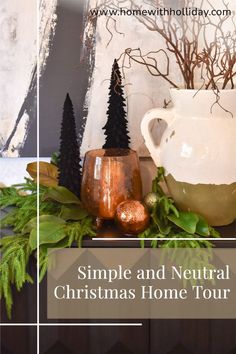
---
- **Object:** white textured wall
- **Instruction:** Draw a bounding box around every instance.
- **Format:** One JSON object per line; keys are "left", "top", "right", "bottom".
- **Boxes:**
{"left": 0, "top": 0, "right": 36, "bottom": 156}
{"left": 0, "top": 0, "right": 57, "bottom": 157}
{"left": 39, "top": 0, "right": 58, "bottom": 75}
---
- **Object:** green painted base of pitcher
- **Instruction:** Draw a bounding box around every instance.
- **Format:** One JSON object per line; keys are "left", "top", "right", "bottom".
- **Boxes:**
{"left": 166, "top": 174, "right": 236, "bottom": 226}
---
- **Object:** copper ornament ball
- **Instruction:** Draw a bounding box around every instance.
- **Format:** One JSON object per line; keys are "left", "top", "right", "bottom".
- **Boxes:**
{"left": 115, "top": 200, "right": 150, "bottom": 235}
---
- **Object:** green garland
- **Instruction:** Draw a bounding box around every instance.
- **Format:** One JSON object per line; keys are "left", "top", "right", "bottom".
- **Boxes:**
{"left": 0, "top": 166, "right": 219, "bottom": 318}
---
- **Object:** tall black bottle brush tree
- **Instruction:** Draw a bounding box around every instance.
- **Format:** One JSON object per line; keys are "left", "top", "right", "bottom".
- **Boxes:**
{"left": 58, "top": 93, "right": 81, "bottom": 197}
{"left": 103, "top": 59, "right": 131, "bottom": 149}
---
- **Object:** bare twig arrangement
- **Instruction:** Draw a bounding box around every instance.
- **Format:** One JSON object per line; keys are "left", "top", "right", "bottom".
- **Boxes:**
{"left": 87, "top": 0, "right": 236, "bottom": 90}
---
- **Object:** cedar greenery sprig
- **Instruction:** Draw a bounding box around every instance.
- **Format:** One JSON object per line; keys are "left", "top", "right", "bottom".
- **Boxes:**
{"left": 0, "top": 234, "right": 33, "bottom": 318}
{"left": 139, "top": 167, "right": 220, "bottom": 248}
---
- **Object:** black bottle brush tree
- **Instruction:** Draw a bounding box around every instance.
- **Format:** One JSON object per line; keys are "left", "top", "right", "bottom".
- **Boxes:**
{"left": 102, "top": 58, "right": 131, "bottom": 153}
{"left": 58, "top": 93, "right": 81, "bottom": 197}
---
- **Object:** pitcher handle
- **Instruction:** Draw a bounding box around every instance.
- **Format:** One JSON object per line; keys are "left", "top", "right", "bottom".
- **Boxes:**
{"left": 140, "top": 108, "right": 175, "bottom": 166}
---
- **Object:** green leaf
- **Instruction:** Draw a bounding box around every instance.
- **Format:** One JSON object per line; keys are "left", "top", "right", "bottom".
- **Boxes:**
{"left": 39, "top": 260, "right": 48, "bottom": 282}
{"left": 53, "top": 237, "right": 70, "bottom": 248}
{"left": 42, "top": 186, "right": 81, "bottom": 205}
{"left": 169, "top": 204, "right": 179, "bottom": 218}
{"left": 196, "top": 216, "right": 210, "bottom": 237}
{"left": 209, "top": 227, "right": 220, "bottom": 238}
{"left": 151, "top": 239, "right": 158, "bottom": 248}
{"left": 168, "top": 211, "right": 199, "bottom": 234}
{"left": 59, "top": 205, "right": 88, "bottom": 221}
{"left": 41, "top": 237, "right": 70, "bottom": 251}
{"left": 22, "top": 215, "right": 65, "bottom": 235}
{"left": 152, "top": 203, "right": 171, "bottom": 235}
{"left": 29, "top": 221, "right": 66, "bottom": 250}
{"left": 50, "top": 152, "right": 60, "bottom": 167}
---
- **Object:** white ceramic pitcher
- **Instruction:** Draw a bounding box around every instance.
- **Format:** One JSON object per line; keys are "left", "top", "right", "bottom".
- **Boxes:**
{"left": 141, "top": 88, "right": 236, "bottom": 226}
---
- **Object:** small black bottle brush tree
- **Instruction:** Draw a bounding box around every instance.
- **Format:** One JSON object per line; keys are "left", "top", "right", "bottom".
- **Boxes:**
{"left": 58, "top": 93, "right": 81, "bottom": 197}
{"left": 102, "top": 59, "right": 131, "bottom": 150}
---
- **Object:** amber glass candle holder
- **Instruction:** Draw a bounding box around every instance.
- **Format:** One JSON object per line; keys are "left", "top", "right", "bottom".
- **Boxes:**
{"left": 81, "top": 149, "right": 142, "bottom": 220}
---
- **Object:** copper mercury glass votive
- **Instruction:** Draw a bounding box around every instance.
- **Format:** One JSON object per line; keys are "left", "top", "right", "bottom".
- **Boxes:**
{"left": 81, "top": 149, "right": 143, "bottom": 219}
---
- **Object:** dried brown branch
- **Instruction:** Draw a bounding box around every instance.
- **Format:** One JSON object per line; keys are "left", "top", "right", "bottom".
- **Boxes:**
{"left": 86, "top": 0, "right": 236, "bottom": 90}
